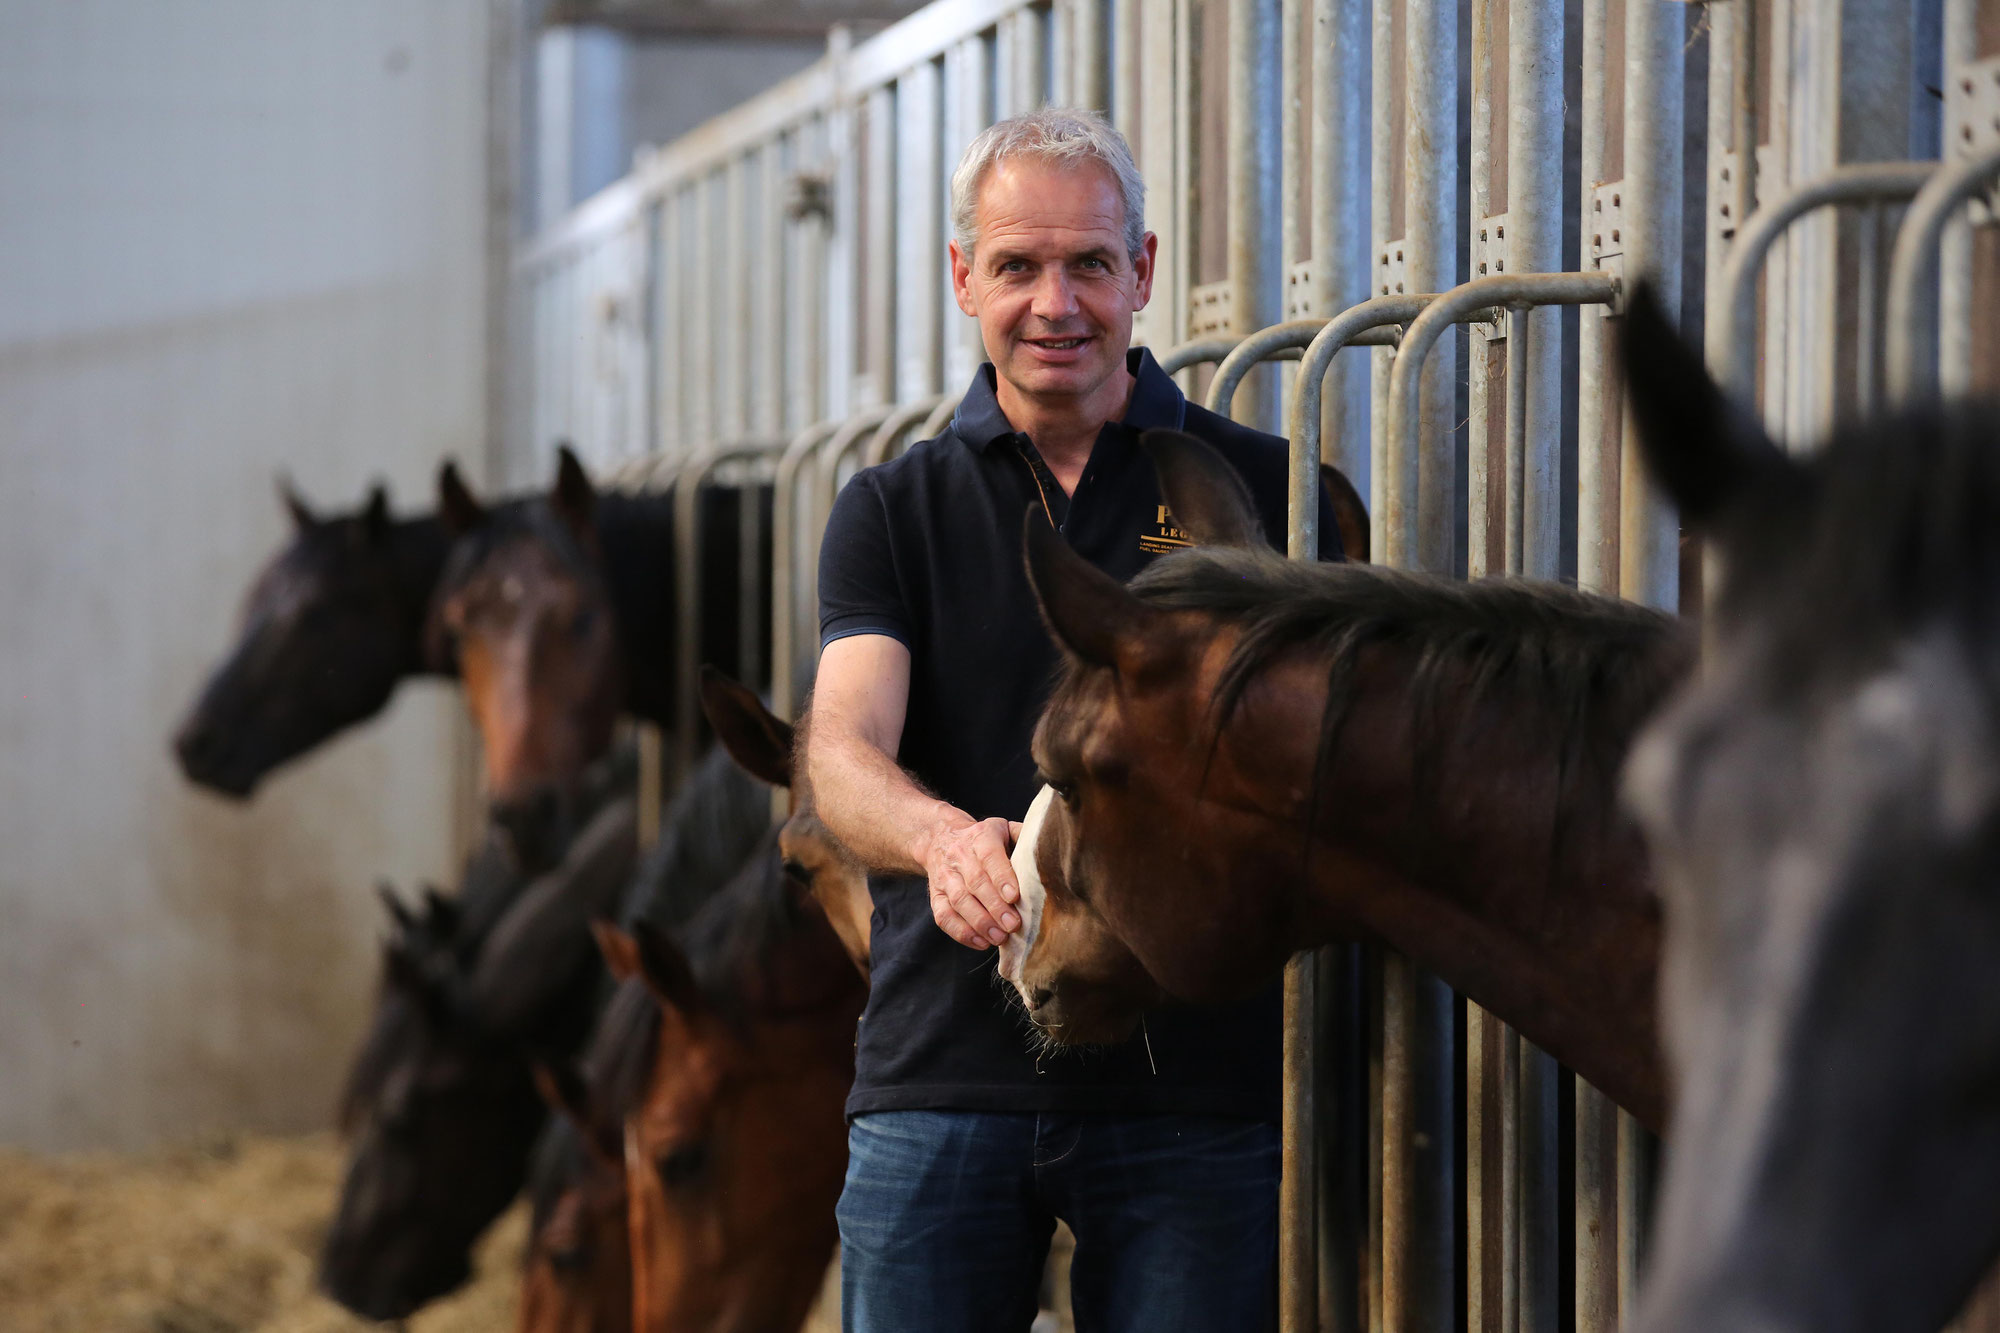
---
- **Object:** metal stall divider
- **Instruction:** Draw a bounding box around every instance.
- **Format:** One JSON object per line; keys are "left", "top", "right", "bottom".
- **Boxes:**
{"left": 515, "top": 2, "right": 1996, "bottom": 1329}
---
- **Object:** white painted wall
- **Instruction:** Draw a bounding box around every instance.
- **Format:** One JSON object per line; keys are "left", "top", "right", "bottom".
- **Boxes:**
{"left": 0, "top": 0, "right": 494, "bottom": 1150}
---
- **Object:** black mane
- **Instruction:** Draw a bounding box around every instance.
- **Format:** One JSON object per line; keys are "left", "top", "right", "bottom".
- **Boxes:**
{"left": 1120, "top": 546, "right": 1695, "bottom": 826}
{"left": 1714, "top": 402, "right": 2000, "bottom": 694}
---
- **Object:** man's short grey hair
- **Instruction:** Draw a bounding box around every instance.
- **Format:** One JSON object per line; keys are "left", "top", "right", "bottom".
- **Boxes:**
{"left": 950, "top": 109, "right": 1147, "bottom": 261}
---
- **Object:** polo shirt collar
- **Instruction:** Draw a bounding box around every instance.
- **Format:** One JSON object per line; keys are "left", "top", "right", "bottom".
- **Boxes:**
{"left": 953, "top": 347, "right": 1187, "bottom": 452}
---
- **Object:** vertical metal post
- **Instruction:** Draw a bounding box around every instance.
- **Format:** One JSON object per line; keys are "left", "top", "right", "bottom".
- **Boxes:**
{"left": 1787, "top": 0, "right": 1840, "bottom": 443}
{"left": 1762, "top": 0, "right": 1792, "bottom": 438}
{"left": 1074, "top": 0, "right": 1109, "bottom": 111}
{"left": 826, "top": 30, "right": 859, "bottom": 422}
{"left": 1940, "top": 0, "right": 1976, "bottom": 397}
{"left": 1313, "top": 0, "right": 1373, "bottom": 491}
{"left": 864, "top": 85, "right": 897, "bottom": 409}
{"left": 944, "top": 36, "right": 993, "bottom": 392}
{"left": 1230, "top": 0, "right": 1284, "bottom": 432}
{"left": 723, "top": 155, "right": 752, "bottom": 439}
{"left": 1618, "top": 0, "right": 1683, "bottom": 611}
{"left": 1466, "top": 0, "right": 1495, "bottom": 585}
{"left": 1401, "top": 0, "right": 1458, "bottom": 575}
{"left": 896, "top": 60, "right": 944, "bottom": 403}
{"left": 689, "top": 183, "right": 716, "bottom": 448}
{"left": 1137, "top": 5, "right": 1183, "bottom": 352}
{"left": 1509, "top": 0, "right": 1561, "bottom": 583}
{"left": 757, "top": 142, "right": 787, "bottom": 439}
{"left": 1112, "top": 0, "right": 1141, "bottom": 135}
{"left": 1575, "top": 0, "right": 1614, "bottom": 595}
{"left": 1282, "top": 0, "right": 1305, "bottom": 415}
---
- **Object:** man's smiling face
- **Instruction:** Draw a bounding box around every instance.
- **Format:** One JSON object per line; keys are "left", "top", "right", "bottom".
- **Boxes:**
{"left": 950, "top": 157, "right": 1156, "bottom": 412}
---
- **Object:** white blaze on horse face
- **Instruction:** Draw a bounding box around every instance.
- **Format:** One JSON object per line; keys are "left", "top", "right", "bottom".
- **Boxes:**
{"left": 997, "top": 785, "right": 1054, "bottom": 994}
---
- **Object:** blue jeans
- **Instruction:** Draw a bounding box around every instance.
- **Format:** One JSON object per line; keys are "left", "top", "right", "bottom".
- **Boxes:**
{"left": 837, "top": 1110, "right": 1279, "bottom": 1333}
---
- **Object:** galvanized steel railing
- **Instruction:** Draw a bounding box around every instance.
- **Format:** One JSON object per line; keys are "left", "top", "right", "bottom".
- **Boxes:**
{"left": 512, "top": 2, "right": 1997, "bottom": 1330}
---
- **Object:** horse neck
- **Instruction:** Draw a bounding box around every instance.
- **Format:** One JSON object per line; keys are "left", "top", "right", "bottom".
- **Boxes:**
{"left": 391, "top": 516, "right": 454, "bottom": 675}
{"left": 1247, "top": 603, "right": 1690, "bottom": 1127}
{"left": 592, "top": 493, "right": 679, "bottom": 725}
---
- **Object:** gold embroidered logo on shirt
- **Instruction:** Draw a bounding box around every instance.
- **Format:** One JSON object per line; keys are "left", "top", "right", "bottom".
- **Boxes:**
{"left": 1139, "top": 504, "right": 1194, "bottom": 555}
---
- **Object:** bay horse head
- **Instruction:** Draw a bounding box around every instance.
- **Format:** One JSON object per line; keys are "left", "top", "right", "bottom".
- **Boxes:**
{"left": 518, "top": 1066, "right": 634, "bottom": 1333}
{"left": 172, "top": 480, "right": 448, "bottom": 796}
{"left": 1619, "top": 282, "right": 2000, "bottom": 1333}
{"left": 999, "top": 431, "right": 1321, "bottom": 1040}
{"left": 320, "top": 882, "right": 551, "bottom": 1319}
{"left": 699, "top": 665, "right": 873, "bottom": 977}
{"left": 321, "top": 795, "right": 634, "bottom": 1321}
{"left": 431, "top": 448, "right": 624, "bottom": 856}
{"left": 593, "top": 868, "right": 862, "bottom": 1333}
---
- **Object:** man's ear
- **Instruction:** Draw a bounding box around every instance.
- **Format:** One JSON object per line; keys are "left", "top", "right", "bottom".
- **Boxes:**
{"left": 1023, "top": 511, "right": 1158, "bottom": 670}
{"left": 1621, "top": 280, "right": 1800, "bottom": 528}
{"left": 1140, "top": 430, "right": 1264, "bottom": 548}
{"left": 699, "top": 665, "right": 794, "bottom": 788}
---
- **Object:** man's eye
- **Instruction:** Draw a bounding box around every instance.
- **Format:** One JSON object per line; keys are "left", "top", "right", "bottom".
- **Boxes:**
{"left": 1078, "top": 258, "right": 1105, "bottom": 271}
{"left": 1000, "top": 260, "right": 1028, "bottom": 274}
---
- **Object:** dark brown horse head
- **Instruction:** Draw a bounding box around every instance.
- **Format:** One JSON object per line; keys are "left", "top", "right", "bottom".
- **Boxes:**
{"left": 699, "top": 665, "right": 873, "bottom": 977}
{"left": 322, "top": 796, "right": 632, "bottom": 1321}
{"left": 320, "top": 883, "right": 552, "bottom": 1320}
{"left": 173, "top": 480, "right": 448, "bottom": 796}
{"left": 1620, "top": 282, "right": 2000, "bottom": 1333}
{"left": 594, "top": 862, "right": 862, "bottom": 1333}
{"left": 1003, "top": 431, "right": 1322, "bottom": 1035}
{"left": 518, "top": 1066, "right": 633, "bottom": 1333}
{"left": 432, "top": 448, "right": 624, "bottom": 853}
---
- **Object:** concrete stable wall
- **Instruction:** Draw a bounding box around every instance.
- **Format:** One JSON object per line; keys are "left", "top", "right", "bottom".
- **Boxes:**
{"left": 0, "top": 1, "right": 493, "bottom": 1150}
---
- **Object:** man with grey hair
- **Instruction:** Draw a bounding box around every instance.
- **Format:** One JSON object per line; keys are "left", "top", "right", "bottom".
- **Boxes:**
{"left": 809, "top": 108, "right": 1340, "bottom": 1331}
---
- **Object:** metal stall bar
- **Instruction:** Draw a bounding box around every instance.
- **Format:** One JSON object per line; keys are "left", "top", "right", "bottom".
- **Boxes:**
{"left": 1204, "top": 321, "right": 1317, "bottom": 419}
{"left": 1886, "top": 143, "right": 2000, "bottom": 405}
{"left": 1312, "top": 0, "right": 1374, "bottom": 497}
{"left": 1713, "top": 163, "right": 1936, "bottom": 402}
{"left": 772, "top": 420, "right": 845, "bottom": 718}
{"left": 865, "top": 393, "right": 954, "bottom": 466}
{"left": 1576, "top": 0, "right": 1613, "bottom": 597}
{"left": 1618, "top": 0, "right": 1684, "bottom": 614}
{"left": 671, "top": 438, "right": 788, "bottom": 781}
{"left": 804, "top": 405, "right": 899, "bottom": 649}
{"left": 1941, "top": 0, "right": 1979, "bottom": 397}
{"left": 919, "top": 394, "right": 962, "bottom": 440}
{"left": 1159, "top": 337, "right": 1249, "bottom": 375}
{"left": 1230, "top": 0, "right": 1284, "bottom": 433}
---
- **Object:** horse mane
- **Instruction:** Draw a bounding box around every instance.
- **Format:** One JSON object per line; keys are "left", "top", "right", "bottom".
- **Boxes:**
{"left": 1718, "top": 402, "right": 2000, "bottom": 693}
{"left": 624, "top": 743, "right": 773, "bottom": 930}
{"left": 598, "top": 828, "right": 838, "bottom": 1118}
{"left": 1123, "top": 547, "right": 1696, "bottom": 832}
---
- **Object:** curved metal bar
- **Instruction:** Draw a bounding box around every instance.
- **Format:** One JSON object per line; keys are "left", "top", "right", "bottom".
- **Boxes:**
{"left": 1157, "top": 336, "right": 1244, "bottom": 376}
{"left": 771, "top": 420, "right": 843, "bottom": 719}
{"left": 788, "top": 403, "right": 897, "bottom": 701}
{"left": 671, "top": 438, "right": 787, "bottom": 780}
{"left": 864, "top": 393, "right": 951, "bottom": 467}
{"left": 1286, "top": 295, "right": 1443, "bottom": 547}
{"left": 920, "top": 393, "right": 961, "bottom": 441}
{"left": 1887, "top": 143, "right": 2000, "bottom": 404}
{"left": 1714, "top": 161, "right": 1935, "bottom": 402}
{"left": 1386, "top": 273, "right": 1617, "bottom": 571}
{"left": 1206, "top": 320, "right": 1328, "bottom": 419}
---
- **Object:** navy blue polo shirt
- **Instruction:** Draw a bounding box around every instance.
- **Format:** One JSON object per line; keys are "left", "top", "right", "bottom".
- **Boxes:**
{"left": 818, "top": 347, "right": 1342, "bottom": 1120}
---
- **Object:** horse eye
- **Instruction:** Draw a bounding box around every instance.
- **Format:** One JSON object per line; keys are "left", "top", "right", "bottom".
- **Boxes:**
{"left": 570, "top": 607, "right": 596, "bottom": 639}
{"left": 547, "top": 1240, "right": 591, "bottom": 1273}
{"left": 658, "top": 1141, "right": 710, "bottom": 1189}
{"left": 781, "top": 856, "right": 813, "bottom": 885}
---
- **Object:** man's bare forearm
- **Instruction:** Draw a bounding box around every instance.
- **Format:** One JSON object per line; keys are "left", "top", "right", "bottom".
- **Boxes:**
{"left": 806, "top": 717, "right": 963, "bottom": 875}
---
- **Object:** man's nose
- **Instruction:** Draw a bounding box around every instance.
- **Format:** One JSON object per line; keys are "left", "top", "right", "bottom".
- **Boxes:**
{"left": 1030, "top": 268, "right": 1079, "bottom": 323}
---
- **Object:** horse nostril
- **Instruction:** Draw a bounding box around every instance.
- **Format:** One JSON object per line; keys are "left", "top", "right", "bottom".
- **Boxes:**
{"left": 1027, "top": 986, "right": 1054, "bottom": 1010}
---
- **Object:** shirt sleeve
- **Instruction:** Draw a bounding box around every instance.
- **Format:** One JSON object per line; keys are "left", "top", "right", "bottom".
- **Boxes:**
{"left": 818, "top": 470, "right": 913, "bottom": 649}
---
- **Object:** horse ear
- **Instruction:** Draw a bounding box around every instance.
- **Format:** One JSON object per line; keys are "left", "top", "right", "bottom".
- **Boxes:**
{"left": 1139, "top": 430, "right": 1264, "bottom": 548}
{"left": 1621, "top": 280, "right": 1800, "bottom": 527}
{"left": 278, "top": 474, "right": 318, "bottom": 531}
{"left": 1023, "top": 510, "right": 1158, "bottom": 670}
{"left": 551, "top": 444, "right": 596, "bottom": 536}
{"left": 437, "top": 459, "right": 487, "bottom": 536}
{"left": 359, "top": 483, "right": 391, "bottom": 544}
{"left": 1318, "top": 463, "right": 1371, "bottom": 563}
{"left": 378, "top": 881, "right": 416, "bottom": 934}
{"left": 532, "top": 1062, "right": 621, "bottom": 1164}
{"left": 699, "top": 665, "right": 794, "bottom": 788}
{"left": 421, "top": 885, "right": 459, "bottom": 938}
{"left": 592, "top": 918, "right": 641, "bottom": 982}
